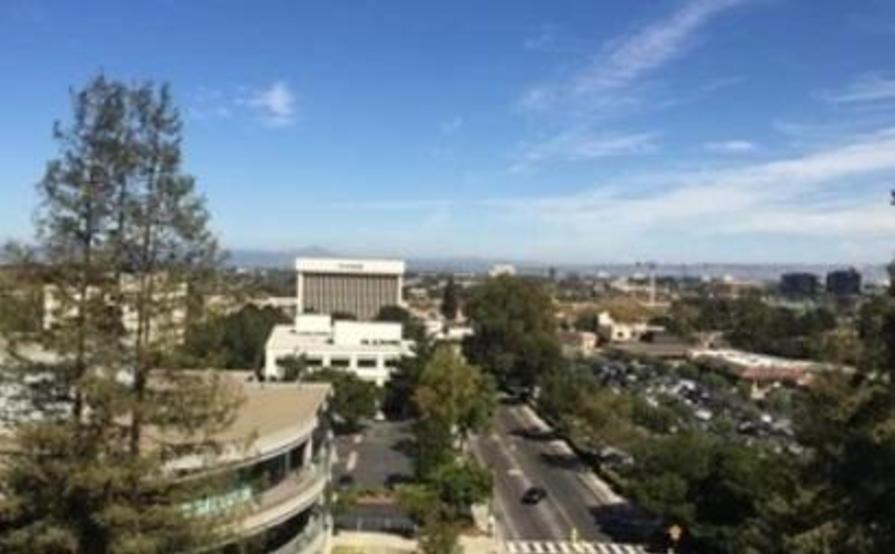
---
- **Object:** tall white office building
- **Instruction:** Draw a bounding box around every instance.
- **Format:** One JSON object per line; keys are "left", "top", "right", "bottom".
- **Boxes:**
{"left": 264, "top": 257, "right": 412, "bottom": 384}
{"left": 296, "top": 257, "right": 405, "bottom": 321}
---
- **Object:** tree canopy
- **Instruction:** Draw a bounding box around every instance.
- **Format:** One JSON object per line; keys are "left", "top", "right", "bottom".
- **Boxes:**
{"left": 414, "top": 346, "right": 496, "bottom": 440}
{"left": 305, "top": 368, "right": 380, "bottom": 432}
{"left": 463, "top": 275, "right": 560, "bottom": 390}
{"left": 174, "top": 304, "right": 289, "bottom": 369}
{"left": 662, "top": 295, "right": 838, "bottom": 359}
{"left": 624, "top": 433, "right": 795, "bottom": 553}
{"left": 0, "top": 75, "right": 243, "bottom": 552}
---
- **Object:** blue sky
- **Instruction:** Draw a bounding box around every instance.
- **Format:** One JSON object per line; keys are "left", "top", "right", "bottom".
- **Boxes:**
{"left": 4, "top": 0, "right": 895, "bottom": 264}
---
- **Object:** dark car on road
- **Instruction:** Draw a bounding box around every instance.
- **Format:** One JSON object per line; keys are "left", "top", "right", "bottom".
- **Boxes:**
{"left": 522, "top": 486, "right": 548, "bottom": 504}
{"left": 336, "top": 474, "right": 355, "bottom": 489}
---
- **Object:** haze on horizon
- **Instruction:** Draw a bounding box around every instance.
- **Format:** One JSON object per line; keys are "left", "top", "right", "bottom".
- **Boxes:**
{"left": 4, "top": 0, "right": 895, "bottom": 265}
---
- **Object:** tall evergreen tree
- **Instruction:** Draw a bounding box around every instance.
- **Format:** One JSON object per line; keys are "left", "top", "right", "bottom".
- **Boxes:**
{"left": 0, "top": 75, "right": 243, "bottom": 553}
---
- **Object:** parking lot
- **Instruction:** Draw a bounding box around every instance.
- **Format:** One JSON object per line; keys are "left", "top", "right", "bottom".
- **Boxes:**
{"left": 589, "top": 356, "right": 800, "bottom": 453}
{"left": 332, "top": 420, "right": 417, "bottom": 535}
{"left": 333, "top": 420, "right": 415, "bottom": 491}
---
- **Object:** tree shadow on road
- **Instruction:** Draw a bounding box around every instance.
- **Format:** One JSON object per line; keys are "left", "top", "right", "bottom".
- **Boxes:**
{"left": 537, "top": 451, "right": 586, "bottom": 471}
{"left": 511, "top": 427, "right": 560, "bottom": 442}
{"left": 390, "top": 437, "right": 416, "bottom": 458}
{"left": 588, "top": 503, "right": 664, "bottom": 545}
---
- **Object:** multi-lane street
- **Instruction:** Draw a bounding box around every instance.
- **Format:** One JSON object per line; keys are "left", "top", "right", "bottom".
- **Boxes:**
{"left": 471, "top": 399, "right": 630, "bottom": 543}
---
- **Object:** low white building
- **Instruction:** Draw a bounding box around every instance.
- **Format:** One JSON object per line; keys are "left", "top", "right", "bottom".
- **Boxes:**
{"left": 597, "top": 311, "right": 651, "bottom": 342}
{"left": 423, "top": 319, "right": 474, "bottom": 343}
{"left": 264, "top": 314, "right": 413, "bottom": 386}
{"left": 488, "top": 264, "right": 517, "bottom": 277}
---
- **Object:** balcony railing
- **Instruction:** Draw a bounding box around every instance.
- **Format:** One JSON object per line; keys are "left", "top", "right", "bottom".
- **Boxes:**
{"left": 240, "top": 455, "right": 329, "bottom": 535}
{"left": 268, "top": 512, "right": 331, "bottom": 554}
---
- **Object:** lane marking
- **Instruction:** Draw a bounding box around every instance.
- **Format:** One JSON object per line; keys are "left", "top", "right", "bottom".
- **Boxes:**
{"left": 469, "top": 437, "right": 523, "bottom": 541}
{"left": 490, "top": 422, "right": 567, "bottom": 540}
{"left": 506, "top": 404, "right": 623, "bottom": 517}
{"left": 513, "top": 405, "right": 624, "bottom": 505}
{"left": 503, "top": 543, "right": 646, "bottom": 554}
{"left": 353, "top": 434, "right": 363, "bottom": 445}
{"left": 492, "top": 411, "right": 570, "bottom": 541}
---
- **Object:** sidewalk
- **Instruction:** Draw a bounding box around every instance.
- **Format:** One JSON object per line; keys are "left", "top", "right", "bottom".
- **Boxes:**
{"left": 332, "top": 531, "right": 415, "bottom": 554}
{"left": 332, "top": 531, "right": 500, "bottom": 554}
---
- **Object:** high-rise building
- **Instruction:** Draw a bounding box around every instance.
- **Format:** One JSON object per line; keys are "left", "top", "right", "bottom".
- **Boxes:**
{"left": 780, "top": 272, "right": 819, "bottom": 297}
{"left": 826, "top": 268, "right": 862, "bottom": 296}
{"left": 296, "top": 258, "right": 404, "bottom": 321}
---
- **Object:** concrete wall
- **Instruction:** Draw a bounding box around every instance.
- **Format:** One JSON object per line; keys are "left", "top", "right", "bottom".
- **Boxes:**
{"left": 333, "top": 321, "right": 402, "bottom": 346}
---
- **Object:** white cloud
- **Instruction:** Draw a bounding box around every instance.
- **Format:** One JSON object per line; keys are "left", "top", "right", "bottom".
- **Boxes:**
{"left": 511, "top": 130, "right": 658, "bottom": 171}
{"left": 723, "top": 202, "right": 895, "bottom": 236}
{"left": 704, "top": 140, "right": 757, "bottom": 153}
{"left": 521, "top": 0, "right": 746, "bottom": 114}
{"left": 490, "top": 128, "right": 895, "bottom": 258}
{"left": 190, "top": 82, "right": 299, "bottom": 127}
{"left": 187, "top": 87, "right": 233, "bottom": 120}
{"left": 512, "top": 1, "right": 748, "bottom": 176}
{"left": 823, "top": 73, "right": 895, "bottom": 104}
{"left": 244, "top": 82, "right": 297, "bottom": 127}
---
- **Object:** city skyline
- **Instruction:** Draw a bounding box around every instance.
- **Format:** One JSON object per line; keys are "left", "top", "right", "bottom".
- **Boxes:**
{"left": 4, "top": 0, "right": 895, "bottom": 263}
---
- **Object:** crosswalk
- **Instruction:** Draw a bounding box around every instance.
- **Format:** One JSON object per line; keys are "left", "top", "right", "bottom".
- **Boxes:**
{"left": 504, "top": 541, "right": 647, "bottom": 554}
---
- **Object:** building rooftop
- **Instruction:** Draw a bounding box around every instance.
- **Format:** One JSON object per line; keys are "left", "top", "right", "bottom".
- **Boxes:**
{"left": 689, "top": 348, "right": 815, "bottom": 370}
{"left": 295, "top": 257, "right": 405, "bottom": 275}
{"left": 150, "top": 371, "right": 330, "bottom": 470}
{"left": 1, "top": 370, "right": 331, "bottom": 471}
{"left": 217, "top": 371, "right": 330, "bottom": 444}
{"left": 266, "top": 324, "right": 407, "bottom": 354}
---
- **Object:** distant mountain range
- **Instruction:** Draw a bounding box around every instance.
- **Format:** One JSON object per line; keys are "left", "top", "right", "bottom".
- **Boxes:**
{"left": 227, "top": 246, "right": 336, "bottom": 268}
{"left": 226, "top": 247, "right": 889, "bottom": 284}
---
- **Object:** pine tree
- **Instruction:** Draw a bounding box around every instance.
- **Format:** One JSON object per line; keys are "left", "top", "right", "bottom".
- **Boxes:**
{"left": 0, "top": 75, "right": 243, "bottom": 553}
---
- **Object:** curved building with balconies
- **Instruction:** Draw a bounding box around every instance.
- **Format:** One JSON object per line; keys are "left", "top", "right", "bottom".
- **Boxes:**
{"left": 0, "top": 361, "right": 334, "bottom": 554}
{"left": 182, "top": 373, "right": 334, "bottom": 554}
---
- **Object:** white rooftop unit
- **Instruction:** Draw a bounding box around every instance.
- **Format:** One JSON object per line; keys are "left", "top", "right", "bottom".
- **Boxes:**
{"left": 295, "top": 257, "right": 405, "bottom": 275}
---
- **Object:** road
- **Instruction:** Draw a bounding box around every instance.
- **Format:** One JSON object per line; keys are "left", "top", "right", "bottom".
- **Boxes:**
{"left": 471, "top": 399, "right": 627, "bottom": 543}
